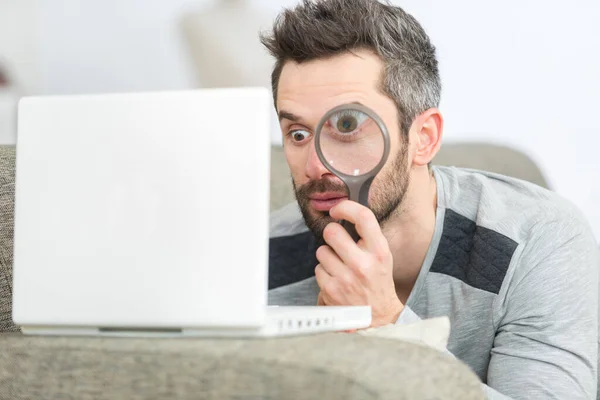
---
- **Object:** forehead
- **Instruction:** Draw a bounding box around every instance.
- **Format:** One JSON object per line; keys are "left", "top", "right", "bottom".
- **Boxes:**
{"left": 277, "top": 50, "right": 385, "bottom": 122}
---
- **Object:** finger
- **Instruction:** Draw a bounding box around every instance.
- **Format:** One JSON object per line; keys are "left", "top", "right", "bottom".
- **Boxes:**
{"left": 315, "top": 244, "right": 348, "bottom": 277}
{"left": 314, "top": 263, "right": 332, "bottom": 291}
{"left": 329, "top": 200, "right": 388, "bottom": 255}
{"left": 321, "top": 222, "right": 365, "bottom": 268}
{"left": 315, "top": 264, "right": 341, "bottom": 305}
{"left": 317, "top": 291, "right": 326, "bottom": 305}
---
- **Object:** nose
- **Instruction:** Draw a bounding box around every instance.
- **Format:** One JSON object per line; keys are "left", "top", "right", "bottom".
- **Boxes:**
{"left": 305, "top": 140, "right": 331, "bottom": 181}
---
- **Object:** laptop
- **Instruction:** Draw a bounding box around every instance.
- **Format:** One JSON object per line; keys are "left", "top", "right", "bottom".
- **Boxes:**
{"left": 11, "top": 87, "right": 371, "bottom": 338}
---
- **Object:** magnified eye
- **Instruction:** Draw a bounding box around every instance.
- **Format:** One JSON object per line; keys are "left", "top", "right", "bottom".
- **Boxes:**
{"left": 291, "top": 129, "right": 310, "bottom": 142}
{"left": 338, "top": 116, "right": 357, "bottom": 132}
{"left": 329, "top": 110, "right": 369, "bottom": 134}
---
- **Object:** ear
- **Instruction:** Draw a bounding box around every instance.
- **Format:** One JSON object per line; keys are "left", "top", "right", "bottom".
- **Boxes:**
{"left": 410, "top": 108, "right": 443, "bottom": 167}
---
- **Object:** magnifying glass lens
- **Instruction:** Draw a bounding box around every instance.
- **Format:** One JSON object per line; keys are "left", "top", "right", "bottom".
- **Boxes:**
{"left": 320, "top": 109, "right": 385, "bottom": 176}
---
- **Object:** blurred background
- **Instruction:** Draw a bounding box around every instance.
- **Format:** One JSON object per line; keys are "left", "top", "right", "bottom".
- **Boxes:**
{"left": 1, "top": 0, "right": 599, "bottom": 240}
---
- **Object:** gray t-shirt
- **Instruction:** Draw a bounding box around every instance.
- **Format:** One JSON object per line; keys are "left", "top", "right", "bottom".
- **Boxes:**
{"left": 267, "top": 165, "right": 599, "bottom": 399}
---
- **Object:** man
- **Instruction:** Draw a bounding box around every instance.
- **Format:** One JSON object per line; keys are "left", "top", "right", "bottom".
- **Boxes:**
{"left": 260, "top": 0, "right": 599, "bottom": 398}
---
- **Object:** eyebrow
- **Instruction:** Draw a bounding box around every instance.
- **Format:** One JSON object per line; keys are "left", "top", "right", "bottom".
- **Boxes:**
{"left": 278, "top": 110, "right": 301, "bottom": 122}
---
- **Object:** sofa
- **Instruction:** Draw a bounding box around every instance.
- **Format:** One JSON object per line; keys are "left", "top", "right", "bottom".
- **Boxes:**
{"left": 0, "top": 142, "right": 549, "bottom": 399}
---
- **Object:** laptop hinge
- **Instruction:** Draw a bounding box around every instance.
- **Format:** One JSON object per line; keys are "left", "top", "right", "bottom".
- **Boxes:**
{"left": 98, "top": 327, "right": 183, "bottom": 334}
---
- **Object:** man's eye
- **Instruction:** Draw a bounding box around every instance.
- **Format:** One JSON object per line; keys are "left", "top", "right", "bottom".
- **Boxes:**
{"left": 329, "top": 110, "right": 369, "bottom": 135}
{"left": 290, "top": 130, "right": 310, "bottom": 142}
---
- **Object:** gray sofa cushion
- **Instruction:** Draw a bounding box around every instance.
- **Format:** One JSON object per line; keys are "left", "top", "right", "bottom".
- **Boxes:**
{"left": 432, "top": 141, "right": 549, "bottom": 188}
{"left": 0, "top": 333, "right": 484, "bottom": 399}
{"left": 0, "top": 145, "right": 17, "bottom": 332}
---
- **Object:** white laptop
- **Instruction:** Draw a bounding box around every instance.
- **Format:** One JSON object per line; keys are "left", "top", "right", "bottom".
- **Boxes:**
{"left": 11, "top": 87, "right": 371, "bottom": 338}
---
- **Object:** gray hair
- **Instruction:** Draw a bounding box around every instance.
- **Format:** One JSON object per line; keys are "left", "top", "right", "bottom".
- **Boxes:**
{"left": 259, "top": 0, "right": 441, "bottom": 136}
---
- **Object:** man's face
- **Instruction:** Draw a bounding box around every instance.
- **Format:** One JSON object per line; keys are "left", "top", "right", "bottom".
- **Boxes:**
{"left": 277, "top": 49, "right": 411, "bottom": 244}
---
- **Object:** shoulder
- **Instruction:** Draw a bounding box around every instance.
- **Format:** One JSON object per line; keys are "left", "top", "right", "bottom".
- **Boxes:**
{"left": 270, "top": 201, "right": 308, "bottom": 238}
{"left": 433, "top": 165, "right": 594, "bottom": 248}
{"left": 431, "top": 166, "right": 599, "bottom": 294}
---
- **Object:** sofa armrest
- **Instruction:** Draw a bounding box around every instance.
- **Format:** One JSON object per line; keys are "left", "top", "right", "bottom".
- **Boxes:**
{"left": 0, "top": 333, "right": 484, "bottom": 399}
{"left": 0, "top": 145, "right": 17, "bottom": 332}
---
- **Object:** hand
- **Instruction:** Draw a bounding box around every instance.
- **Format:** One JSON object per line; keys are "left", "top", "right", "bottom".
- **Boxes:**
{"left": 314, "top": 200, "right": 404, "bottom": 327}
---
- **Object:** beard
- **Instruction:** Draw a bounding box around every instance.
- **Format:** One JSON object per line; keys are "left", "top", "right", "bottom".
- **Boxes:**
{"left": 293, "top": 144, "right": 410, "bottom": 247}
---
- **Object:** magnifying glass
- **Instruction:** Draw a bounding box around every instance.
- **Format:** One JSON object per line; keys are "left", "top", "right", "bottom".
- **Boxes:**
{"left": 314, "top": 103, "right": 391, "bottom": 242}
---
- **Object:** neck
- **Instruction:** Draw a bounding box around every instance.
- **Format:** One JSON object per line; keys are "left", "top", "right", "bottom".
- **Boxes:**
{"left": 381, "top": 166, "right": 438, "bottom": 304}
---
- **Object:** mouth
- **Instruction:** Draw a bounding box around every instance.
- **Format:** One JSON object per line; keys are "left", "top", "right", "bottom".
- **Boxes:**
{"left": 309, "top": 192, "right": 348, "bottom": 212}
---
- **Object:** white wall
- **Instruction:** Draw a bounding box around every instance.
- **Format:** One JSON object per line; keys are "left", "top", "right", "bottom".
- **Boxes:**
{"left": 0, "top": 0, "right": 42, "bottom": 143}
{"left": 0, "top": 0, "right": 42, "bottom": 93}
{"left": 37, "top": 0, "right": 199, "bottom": 94}
{"left": 1, "top": 0, "right": 599, "bottom": 240}
{"left": 398, "top": 1, "right": 600, "bottom": 241}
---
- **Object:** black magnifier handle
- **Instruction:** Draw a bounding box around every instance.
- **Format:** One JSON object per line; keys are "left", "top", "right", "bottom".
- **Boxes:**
{"left": 340, "top": 177, "right": 373, "bottom": 243}
{"left": 341, "top": 219, "right": 360, "bottom": 242}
